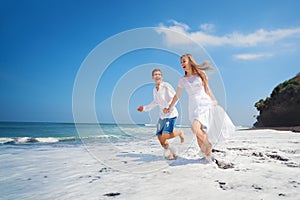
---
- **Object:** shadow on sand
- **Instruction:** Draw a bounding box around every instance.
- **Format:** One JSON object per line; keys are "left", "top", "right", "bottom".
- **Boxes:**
{"left": 117, "top": 153, "right": 234, "bottom": 169}
{"left": 117, "top": 153, "right": 211, "bottom": 166}
{"left": 168, "top": 157, "right": 210, "bottom": 166}
{"left": 117, "top": 153, "right": 163, "bottom": 162}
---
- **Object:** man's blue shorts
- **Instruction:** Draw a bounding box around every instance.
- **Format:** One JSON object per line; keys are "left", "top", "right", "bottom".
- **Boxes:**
{"left": 156, "top": 117, "right": 177, "bottom": 136}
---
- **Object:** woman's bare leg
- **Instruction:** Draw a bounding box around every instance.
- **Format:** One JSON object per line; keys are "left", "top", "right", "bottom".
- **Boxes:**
{"left": 191, "top": 120, "right": 212, "bottom": 157}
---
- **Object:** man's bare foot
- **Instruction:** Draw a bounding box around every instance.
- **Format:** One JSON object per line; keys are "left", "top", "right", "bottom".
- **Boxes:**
{"left": 179, "top": 130, "right": 185, "bottom": 143}
{"left": 163, "top": 146, "right": 178, "bottom": 160}
{"left": 166, "top": 152, "right": 177, "bottom": 160}
{"left": 167, "top": 153, "right": 174, "bottom": 160}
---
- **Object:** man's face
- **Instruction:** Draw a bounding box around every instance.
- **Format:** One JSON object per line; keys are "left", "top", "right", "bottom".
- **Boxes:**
{"left": 152, "top": 71, "right": 162, "bottom": 84}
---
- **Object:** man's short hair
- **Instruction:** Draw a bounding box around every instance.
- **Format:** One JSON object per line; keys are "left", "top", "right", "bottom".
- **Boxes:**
{"left": 152, "top": 68, "right": 162, "bottom": 76}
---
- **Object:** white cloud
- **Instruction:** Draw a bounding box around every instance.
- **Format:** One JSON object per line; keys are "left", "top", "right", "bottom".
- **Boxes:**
{"left": 157, "top": 20, "right": 300, "bottom": 47}
{"left": 199, "top": 23, "right": 215, "bottom": 32}
{"left": 167, "top": 20, "right": 190, "bottom": 31}
{"left": 233, "top": 53, "right": 273, "bottom": 60}
{"left": 156, "top": 22, "right": 193, "bottom": 46}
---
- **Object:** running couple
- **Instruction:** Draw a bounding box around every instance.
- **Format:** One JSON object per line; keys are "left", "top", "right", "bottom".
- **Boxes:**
{"left": 138, "top": 54, "right": 235, "bottom": 161}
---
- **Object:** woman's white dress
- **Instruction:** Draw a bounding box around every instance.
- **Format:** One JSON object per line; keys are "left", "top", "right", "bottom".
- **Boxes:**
{"left": 178, "top": 74, "right": 235, "bottom": 144}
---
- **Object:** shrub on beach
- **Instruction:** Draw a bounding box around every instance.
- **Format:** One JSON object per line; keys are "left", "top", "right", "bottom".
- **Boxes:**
{"left": 254, "top": 73, "right": 300, "bottom": 127}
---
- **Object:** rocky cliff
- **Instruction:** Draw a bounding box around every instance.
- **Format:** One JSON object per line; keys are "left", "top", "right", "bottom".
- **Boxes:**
{"left": 254, "top": 73, "right": 300, "bottom": 127}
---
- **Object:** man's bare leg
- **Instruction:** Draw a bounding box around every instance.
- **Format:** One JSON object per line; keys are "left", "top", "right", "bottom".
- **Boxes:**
{"left": 157, "top": 135, "right": 176, "bottom": 159}
{"left": 161, "top": 130, "right": 184, "bottom": 143}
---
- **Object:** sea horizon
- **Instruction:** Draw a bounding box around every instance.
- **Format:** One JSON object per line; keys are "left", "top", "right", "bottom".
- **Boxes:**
{"left": 0, "top": 121, "right": 251, "bottom": 146}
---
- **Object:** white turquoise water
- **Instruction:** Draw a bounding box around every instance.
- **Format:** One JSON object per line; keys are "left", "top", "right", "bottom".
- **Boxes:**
{"left": 0, "top": 122, "right": 157, "bottom": 145}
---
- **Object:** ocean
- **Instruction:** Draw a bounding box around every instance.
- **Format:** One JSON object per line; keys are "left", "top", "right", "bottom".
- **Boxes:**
{"left": 0, "top": 122, "right": 158, "bottom": 146}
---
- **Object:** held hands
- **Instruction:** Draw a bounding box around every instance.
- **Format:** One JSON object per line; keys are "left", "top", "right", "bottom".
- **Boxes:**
{"left": 137, "top": 106, "right": 143, "bottom": 112}
{"left": 163, "top": 107, "right": 170, "bottom": 114}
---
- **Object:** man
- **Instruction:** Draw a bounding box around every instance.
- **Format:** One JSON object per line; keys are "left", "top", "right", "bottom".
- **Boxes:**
{"left": 137, "top": 68, "right": 184, "bottom": 159}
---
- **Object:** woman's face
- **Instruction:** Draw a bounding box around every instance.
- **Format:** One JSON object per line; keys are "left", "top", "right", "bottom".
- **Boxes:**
{"left": 181, "top": 56, "right": 191, "bottom": 72}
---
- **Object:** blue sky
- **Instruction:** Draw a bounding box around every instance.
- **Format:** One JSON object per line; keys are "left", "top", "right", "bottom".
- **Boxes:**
{"left": 1, "top": 0, "right": 299, "bottom": 126}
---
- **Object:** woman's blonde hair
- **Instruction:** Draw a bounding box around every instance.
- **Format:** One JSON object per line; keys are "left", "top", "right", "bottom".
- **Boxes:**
{"left": 180, "top": 54, "right": 214, "bottom": 87}
{"left": 180, "top": 54, "right": 216, "bottom": 100}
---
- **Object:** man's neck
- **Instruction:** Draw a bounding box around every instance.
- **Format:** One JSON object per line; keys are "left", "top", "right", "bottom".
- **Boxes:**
{"left": 155, "top": 82, "right": 161, "bottom": 91}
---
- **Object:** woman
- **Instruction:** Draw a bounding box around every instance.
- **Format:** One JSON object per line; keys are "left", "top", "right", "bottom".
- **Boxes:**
{"left": 164, "top": 54, "right": 235, "bottom": 161}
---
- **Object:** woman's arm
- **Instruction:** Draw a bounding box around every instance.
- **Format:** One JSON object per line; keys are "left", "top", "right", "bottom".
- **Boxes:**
{"left": 163, "top": 87, "right": 183, "bottom": 114}
{"left": 201, "top": 70, "right": 216, "bottom": 101}
{"left": 204, "top": 84, "right": 216, "bottom": 101}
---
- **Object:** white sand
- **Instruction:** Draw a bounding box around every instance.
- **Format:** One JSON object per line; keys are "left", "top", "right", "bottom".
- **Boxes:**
{"left": 0, "top": 129, "right": 299, "bottom": 200}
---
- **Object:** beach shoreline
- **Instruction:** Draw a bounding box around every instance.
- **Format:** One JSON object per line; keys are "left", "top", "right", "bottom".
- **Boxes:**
{"left": 1, "top": 125, "right": 299, "bottom": 199}
{"left": 243, "top": 126, "right": 300, "bottom": 133}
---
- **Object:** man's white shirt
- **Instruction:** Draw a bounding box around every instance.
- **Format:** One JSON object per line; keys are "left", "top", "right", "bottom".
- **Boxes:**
{"left": 144, "top": 82, "right": 178, "bottom": 119}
